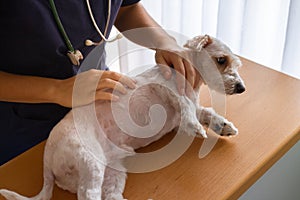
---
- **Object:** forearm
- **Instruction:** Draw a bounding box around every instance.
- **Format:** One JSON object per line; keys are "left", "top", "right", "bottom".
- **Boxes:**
{"left": 115, "top": 2, "right": 199, "bottom": 91}
{"left": 115, "top": 2, "right": 177, "bottom": 49}
{"left": 115, "top": 2, "right": 160, "bottom": 31}
{"left": 0, "top": 71, "right": 61, "bottom": 104}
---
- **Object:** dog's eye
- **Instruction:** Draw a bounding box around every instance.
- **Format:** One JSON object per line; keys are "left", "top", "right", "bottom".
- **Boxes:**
{"left": 217, "top": 57, "right": 227, "bottom": 65}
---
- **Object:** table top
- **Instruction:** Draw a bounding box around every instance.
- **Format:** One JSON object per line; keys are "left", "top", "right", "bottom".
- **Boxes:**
{"left": 1, "top": 57, "right": 300, "bottom": 200}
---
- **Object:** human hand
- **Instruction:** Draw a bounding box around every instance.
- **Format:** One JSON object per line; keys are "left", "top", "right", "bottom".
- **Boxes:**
{"left": 55, "top": 69, "right": 136, "bottom": 107}
{"left": 155, "top": 43, "right": 202, "bottom": 95}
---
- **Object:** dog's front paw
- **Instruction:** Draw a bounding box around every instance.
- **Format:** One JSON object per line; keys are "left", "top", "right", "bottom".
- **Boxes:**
{"left": 183, "top": 121, "right": 207, "bottom": 138}
{"left": 196, "top": 125, "right": 208, "bottom": 138}
{"left": 219, "top": 120, "right": 238, "bottom": 137}
{"left": 209, "top": 116, "right": 238, "bottom": 137}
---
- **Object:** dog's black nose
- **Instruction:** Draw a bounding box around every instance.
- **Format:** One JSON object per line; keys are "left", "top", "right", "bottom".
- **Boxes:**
{"left": 234, "top": 83, "right": 245, "bottom": 94}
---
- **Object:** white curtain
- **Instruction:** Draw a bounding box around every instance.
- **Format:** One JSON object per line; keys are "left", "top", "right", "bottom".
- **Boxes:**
{"left": 111, "top": 0, "right": 300, "bottom": 79}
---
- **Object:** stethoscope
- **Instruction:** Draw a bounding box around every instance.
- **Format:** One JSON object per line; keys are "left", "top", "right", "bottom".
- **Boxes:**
{"left": 49, "top": 0, "right": 122, "bottom": 66}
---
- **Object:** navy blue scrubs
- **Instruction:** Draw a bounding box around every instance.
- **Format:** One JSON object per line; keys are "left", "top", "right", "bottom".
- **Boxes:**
{"left": 0, "top": 0, "right": 140, "bottom": 165}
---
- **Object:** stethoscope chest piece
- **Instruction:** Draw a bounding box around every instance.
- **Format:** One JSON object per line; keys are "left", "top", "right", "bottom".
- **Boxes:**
{"left": 50, "top": 0, "right": 118, "bottom": 66}
{"left": 67, "top": 50, "right": 83, "bottom": 66}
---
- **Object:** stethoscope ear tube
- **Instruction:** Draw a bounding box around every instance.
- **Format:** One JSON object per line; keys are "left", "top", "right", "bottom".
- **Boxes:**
{"left": 85, "top": 0, "right": 122, "bottom": 44}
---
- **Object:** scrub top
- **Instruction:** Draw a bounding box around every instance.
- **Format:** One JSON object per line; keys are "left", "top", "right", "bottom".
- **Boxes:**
{"left": 0, "top": 0, "right": 140, "bottom": 165}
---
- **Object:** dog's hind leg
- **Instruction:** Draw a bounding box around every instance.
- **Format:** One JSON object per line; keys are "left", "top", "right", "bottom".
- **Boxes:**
{"left": 77, "top": 155, "right": 106, "bottom": 200}
{"left": 102, "top": 166, "right": 127, "bottom": 200}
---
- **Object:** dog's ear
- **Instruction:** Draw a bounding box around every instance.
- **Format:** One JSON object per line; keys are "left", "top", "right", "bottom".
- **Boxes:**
{"left": 184, "top": 35, "right": 213, "bottom": 51}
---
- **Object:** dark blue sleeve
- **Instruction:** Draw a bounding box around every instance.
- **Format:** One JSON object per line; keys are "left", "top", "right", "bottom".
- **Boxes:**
{"left": 121, "top": 0, "right": 140, "bottom": 7}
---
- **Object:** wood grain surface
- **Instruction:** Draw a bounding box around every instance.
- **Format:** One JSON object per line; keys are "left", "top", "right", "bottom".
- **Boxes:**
{"left": 1, "top": 57, "right": 300, "bottom": 200}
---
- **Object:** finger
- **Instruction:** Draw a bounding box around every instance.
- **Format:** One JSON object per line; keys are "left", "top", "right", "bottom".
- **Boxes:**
{"left": 194, "top": 70, "right": 202, "bottom": 89}
{"left": 194, "top": 66, "right": 203, "bottom": 89}
{"left": 101, "top": 71, "right": 136, "bottom": 89}
{"left": 97, "top": 78, "right": 127, "bottom": 95}
{"left": 183, "top": 59, "right": 195, "bottom": 89}
{"left": 101, "top": 71, "right": 122, "bottom": 80}
{"left": 117, "top": 74, "right": 136, "bottom": 89}
{"left": 184, "top": 64, "right": 195, "bottom": 100}
{"left": 95, "top": 91, "right": 119, "bottom": 101}
{"left": 173, "top": 58, "right": 186, "bottom": 95}
{"left": 156, "top": 54, "right": 172, "bottom": 79}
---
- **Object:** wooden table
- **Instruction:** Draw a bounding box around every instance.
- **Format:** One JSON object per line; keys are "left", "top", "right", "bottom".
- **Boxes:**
{"left": 1, "top": 58, "right": 300, "bottom": 200}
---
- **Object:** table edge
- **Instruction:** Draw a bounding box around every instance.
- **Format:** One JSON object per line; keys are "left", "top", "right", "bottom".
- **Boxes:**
{"left": 225, "top": 126, "right": 300, "bottom": 199}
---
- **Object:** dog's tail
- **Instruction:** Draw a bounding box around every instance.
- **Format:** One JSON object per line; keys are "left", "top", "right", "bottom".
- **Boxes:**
{"left": 0, "top": 166, "right": 54, "bottom": 200}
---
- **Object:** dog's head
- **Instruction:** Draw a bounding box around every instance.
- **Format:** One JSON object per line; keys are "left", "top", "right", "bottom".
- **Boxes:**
{"left": 184, "top": 35, "right": 245, "bottom": 95}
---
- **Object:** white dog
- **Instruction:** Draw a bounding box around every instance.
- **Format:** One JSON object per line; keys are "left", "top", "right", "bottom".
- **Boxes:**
{"left": 0, "top": 35, "right": 245, "bottom": 200}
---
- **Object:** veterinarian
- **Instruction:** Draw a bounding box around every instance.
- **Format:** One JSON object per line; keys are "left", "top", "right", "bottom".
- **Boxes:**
{"left": 0, "top": 0, "right": 200, "bottom": 165}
